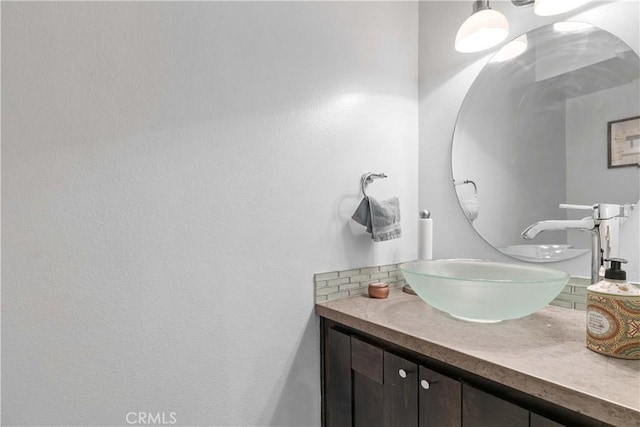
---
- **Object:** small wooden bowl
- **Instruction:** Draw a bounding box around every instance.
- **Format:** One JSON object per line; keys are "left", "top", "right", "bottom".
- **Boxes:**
{"left": 368, "top": 282, "right": 390, "bottom": 299}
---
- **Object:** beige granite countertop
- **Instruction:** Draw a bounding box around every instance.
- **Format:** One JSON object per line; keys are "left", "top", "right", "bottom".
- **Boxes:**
{"left": 316, "top": 288, "right": 640, "bottom": 427}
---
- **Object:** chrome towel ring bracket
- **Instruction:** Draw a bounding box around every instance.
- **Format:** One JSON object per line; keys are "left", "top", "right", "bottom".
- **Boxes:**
{"left": 454, "top": 179, "right": 477, "bottom": 197}
{"left": 361, "top": 172, "right": 388, "bottom": 199}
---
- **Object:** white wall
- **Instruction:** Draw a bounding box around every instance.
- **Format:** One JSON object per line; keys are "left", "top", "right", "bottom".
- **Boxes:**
{"left": 419, "top": 0, "right": 640, "bottom": 280}
{"left": 4, "top": 1, "right": 638, "bottom": 425}
{"left": 1, "top": 2, "right": 418, "bottom": 426}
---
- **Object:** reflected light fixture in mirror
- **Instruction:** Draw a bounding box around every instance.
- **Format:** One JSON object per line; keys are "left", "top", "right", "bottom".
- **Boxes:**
{"left": 553, "top": 21, "right": 594, "bottom": 32}
{"left": 490, "top": 34, "right": 528, "bottom": 63}
{"left": 455, "top": 0, "right": 509, "bottom": 53}
{"left": 535, "top": 0, "right": 592, "bottom": 17}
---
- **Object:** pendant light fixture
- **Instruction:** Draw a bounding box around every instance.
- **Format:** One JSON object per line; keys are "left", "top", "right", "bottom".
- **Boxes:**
{"left": 455, "top": 0, "right": 509, "bottom": 53}
{"left": 534, "top": 0, "right": 591, "bottom": 17}
{"left": 455, "top": 0, "right": 594, "bottom": 54}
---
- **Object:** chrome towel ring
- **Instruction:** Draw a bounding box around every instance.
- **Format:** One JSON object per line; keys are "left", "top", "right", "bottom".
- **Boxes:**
{"left": 361, "top": 172, "right": 387, "bottom": 199}
{"left": 454, "top": 179, "right": 477, "bottom": 196}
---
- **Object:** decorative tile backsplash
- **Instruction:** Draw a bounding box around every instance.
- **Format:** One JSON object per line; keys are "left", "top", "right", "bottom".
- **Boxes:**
{"left": 315, "top": 262, "right": 591, "bottom": 311}
{"left": 550, "top": 276, "right": 590, "bottom": 311}
{"left": 314, "top": 263, "right": 406, "bottom": 303}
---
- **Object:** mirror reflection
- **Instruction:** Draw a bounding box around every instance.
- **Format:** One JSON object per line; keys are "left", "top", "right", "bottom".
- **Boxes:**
{"left": 452, "top": 22, "right": 640, "bottom": 263}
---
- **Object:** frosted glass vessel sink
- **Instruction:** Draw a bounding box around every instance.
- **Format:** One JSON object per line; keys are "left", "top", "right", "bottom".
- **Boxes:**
{"left": 400, "top": 259, "right": 570, "bottom": 323}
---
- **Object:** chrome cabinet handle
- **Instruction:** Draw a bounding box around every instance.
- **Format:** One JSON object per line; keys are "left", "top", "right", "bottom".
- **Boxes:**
{"left": 420, "top": 379, "right": 438, "bottom": 389}
{"left": 399, "top": 368, "right": 417, "bottom": 379}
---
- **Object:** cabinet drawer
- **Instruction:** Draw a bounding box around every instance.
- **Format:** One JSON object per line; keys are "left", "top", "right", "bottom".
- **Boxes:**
{"left": 352, "top": 337, "right": 383, "bottom": 384}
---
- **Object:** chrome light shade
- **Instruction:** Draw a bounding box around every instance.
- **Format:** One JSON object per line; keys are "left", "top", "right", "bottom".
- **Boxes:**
{"left": 455, "top": 1, "right": 509, "bottom": 53}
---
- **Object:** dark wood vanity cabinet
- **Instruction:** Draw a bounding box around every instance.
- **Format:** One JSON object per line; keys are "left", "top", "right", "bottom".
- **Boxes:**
{"left": 530, "top": 413, "right": 567, "bottom": 427}
{"left": 322, "top": 318, "right": 607, "bottom": 427}
{"left": 351, "top": 336, "right": 384, "bottom": 427}
{"left": 419, "top": 365, "right": 461, "bottom": 427}
{"left": 324, "top": 327, "right": 352, "bottom": 426}
{"left": 347, "top": 333, "right": 459, "bottom": 427}
{"left": 463, "top": 383, "right": 528, "bottom": 427}
{"left": 383, "top": 351, "right": 418, "bottom": 426}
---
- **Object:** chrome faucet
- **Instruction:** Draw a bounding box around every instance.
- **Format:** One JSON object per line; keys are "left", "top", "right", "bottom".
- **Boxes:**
{"left": 522, "top": 217, "right": 601, "bottom": 284}
{"left": 521, "top": 203, "right": 634, "bottom": 284}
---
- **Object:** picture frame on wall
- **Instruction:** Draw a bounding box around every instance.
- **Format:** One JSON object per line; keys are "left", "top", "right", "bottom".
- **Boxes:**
{"left": 608, "top": 115, "right": 640, "bottom": 168}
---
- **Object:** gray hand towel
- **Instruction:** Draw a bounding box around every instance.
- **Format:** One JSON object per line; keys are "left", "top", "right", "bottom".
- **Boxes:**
{"left": 351, "top": 197, "right": 372, "bottom": 233}
{"left": 461, "top": 194, "right": 479, "bottom": 222}
{"left": 369, "top": 196, "right": 401, "bottom": 241}
{"left": 352, "top": 196, "right": 401, "bottom": 241}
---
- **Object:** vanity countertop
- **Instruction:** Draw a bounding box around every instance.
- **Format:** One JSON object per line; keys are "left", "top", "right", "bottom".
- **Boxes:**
{"left": 316, "top": 288, "right": 640, "bottom": 427}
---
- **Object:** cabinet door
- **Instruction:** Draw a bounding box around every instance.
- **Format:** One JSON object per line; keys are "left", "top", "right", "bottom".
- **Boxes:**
{"left": 325, "top": 328, "right": 351, "bottom": 427}
{"left": 383, "top": 351, "right": 418, "bottom": 427}
{"left": 530, "top": 413, "right": 567, "bottom": 427}
{"left": 352, "top": 337, "right": 384, "bottom": 427}
{"left": 462, "top": 384, "right": 528, "bottom": 427}
{"left": 353, "top": 371, "right": 384, "bottom": 427}
{"left": 418, "top": 366, "right": 462, "bottom": 427}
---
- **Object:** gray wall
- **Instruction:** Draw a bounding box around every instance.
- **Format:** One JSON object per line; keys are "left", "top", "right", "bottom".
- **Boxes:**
{"left": 566, "top": 80, "right": 640, "bottom": 205}
{"left": 1, "top": 2, "right": 418, "bottom": 426}
{"left": 566, "top": 79, "right": 640, "bottom": 249}
{"left": 452, "top": 59, "right": 567, "bottom": 248}
{"left": 419, "top": 0, "right": 640, "bottom": 279}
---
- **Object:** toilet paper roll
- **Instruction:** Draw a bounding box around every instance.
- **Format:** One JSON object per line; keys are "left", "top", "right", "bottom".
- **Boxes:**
{"left": 418, "top": 217, "right": 433, "bottom": 260}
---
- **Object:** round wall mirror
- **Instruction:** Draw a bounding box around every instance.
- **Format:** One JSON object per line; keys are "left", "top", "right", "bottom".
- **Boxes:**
{"left": 452, "top": 22, "right": 640, "bottom": 263}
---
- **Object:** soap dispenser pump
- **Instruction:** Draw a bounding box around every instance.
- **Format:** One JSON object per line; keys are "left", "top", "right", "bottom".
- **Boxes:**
{"left": 586, "top": 258, "right": 640, "bottom": 359}
{"left": 604, "top": 258, "right": 627, "bottom": 281}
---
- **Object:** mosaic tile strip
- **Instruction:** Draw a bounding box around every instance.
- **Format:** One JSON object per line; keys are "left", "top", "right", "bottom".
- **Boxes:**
{"left": 550, "top": 276, "right": 589, "bottom": 310}
{"left": 552, "top": 276, "right": 639, "bottom": 311}
{"left": 314, "top": 263, "right": 406, "bottom": 303}
{"left": 316, "top": 265, "right": 637, "bottom": 310}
